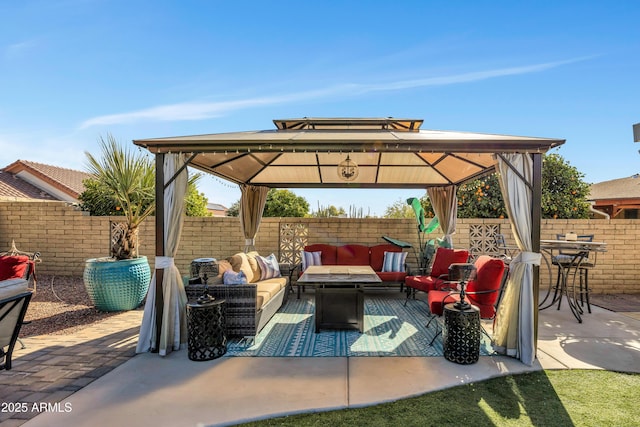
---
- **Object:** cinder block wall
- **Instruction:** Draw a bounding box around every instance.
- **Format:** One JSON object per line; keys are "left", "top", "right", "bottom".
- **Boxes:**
{"left": 1, "top": 200, "right": 638, "bottom": 294}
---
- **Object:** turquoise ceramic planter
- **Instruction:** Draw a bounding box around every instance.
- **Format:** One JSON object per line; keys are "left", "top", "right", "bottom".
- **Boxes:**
{"left": 83, "top": 256, "right": 151, "bottom": 312}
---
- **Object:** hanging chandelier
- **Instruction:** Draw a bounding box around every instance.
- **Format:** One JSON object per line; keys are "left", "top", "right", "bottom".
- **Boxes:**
{"left": 337, "top": 154, "right": 359, "bottom": 181}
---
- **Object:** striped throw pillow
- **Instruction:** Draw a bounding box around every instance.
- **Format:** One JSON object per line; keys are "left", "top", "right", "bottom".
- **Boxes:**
{"left": 381, "top": 251, "right": 407, "bottom": 272}
{"left": 256, "top": 253, "right": 281, "bottom": 280}
{"left": 301, "top": 250, "right": 322, "bottom": 271}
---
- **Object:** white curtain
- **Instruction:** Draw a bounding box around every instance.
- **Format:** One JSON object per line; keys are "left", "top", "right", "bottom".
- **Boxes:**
{"left": 493, "top": 153, "right": 541, "bottom": 366}
{"left": 136, "top": 153, "right": 189, "bottom": 356}
{"left": 427, "top": 185, "right": 458, "bottom": 247}
{"left": 239, "top": 184, "right": 269, "bottom": 252}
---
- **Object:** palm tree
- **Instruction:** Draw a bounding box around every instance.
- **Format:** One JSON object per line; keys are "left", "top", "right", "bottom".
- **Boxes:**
{"left": 85, "top": 134, "right": 155, "bottom": 260}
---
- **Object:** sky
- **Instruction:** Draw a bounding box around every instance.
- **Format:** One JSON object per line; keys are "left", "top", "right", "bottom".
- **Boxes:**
{"left": 1, "top": 1, "right": 639, "bottom": 216}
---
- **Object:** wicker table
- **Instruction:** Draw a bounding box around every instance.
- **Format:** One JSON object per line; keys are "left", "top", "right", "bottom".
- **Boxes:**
{"left": 186, "top": 298, "right": 227, "bottom": 361}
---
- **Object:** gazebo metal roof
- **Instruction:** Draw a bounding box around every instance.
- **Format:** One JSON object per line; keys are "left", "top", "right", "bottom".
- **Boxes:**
{"left": 133, "top": 117, "right": 564, "bottom": 189}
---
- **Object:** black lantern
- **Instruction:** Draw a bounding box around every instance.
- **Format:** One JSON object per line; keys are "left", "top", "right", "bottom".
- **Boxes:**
{"left": 337, "top": 155, "right": 359, "bottom": 181}
{"left": 448, "top": 263, "right": 477, "bottom": 310}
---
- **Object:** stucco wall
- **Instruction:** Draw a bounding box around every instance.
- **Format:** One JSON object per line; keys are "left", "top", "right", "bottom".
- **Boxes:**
{"left": 1, "top": 200, "right": 637, "bottom": 294}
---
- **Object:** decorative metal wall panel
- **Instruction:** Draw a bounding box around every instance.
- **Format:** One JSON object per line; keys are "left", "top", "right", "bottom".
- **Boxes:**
{"left": 279, "top": 222, "right": 308, "bottom": 265}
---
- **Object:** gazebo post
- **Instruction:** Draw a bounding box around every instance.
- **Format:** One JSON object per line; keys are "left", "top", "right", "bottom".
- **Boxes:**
{"left": 153, "top": 153, "right": 165, "bottom": 352}
{"left": 531, "top": 153, "right": 543, "bottom": 352}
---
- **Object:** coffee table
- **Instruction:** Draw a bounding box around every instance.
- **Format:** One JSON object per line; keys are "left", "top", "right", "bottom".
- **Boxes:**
{"left": 297, "top": 265, "right": 382, "bottom": 333}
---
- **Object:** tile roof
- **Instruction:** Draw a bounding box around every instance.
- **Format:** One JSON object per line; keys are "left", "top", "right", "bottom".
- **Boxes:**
{"left": 0, "top": 170, "right": 57, "bottom": 200}
{"left": 589, "top": 174, "right": 640, "bottom": 200}
{"left": 2, "top": 160, "right": 91, "bottom": 199}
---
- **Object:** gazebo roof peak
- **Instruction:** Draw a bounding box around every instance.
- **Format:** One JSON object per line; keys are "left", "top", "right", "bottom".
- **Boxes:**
{"left": 273, "top": 117, "right": 424, "bottom": 131}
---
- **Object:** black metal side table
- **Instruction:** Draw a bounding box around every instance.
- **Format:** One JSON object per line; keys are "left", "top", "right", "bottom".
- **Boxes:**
{"left": 443, "top": 303, "right": 481, "bottom": 364}
{"left": 186, "top": 297, "right": 227, "bottom": 361}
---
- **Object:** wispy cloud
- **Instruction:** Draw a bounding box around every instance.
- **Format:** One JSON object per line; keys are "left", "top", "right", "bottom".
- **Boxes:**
{"left": 4, "top": 40, "right": 37, "bottom": 59}
{"left": 79, "top": 57, "right": 589, "bottom": 129}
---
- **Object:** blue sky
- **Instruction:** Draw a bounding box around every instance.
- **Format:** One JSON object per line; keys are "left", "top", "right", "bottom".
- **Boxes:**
{"left": 1, "top": 1, "right": 639, "bottom": 216}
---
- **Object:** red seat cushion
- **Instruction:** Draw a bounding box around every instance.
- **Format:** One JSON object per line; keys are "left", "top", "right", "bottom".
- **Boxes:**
{"left": 0, "top": 255, "right": 30, "bottom": 281}
{"left": 337, "top": 244, "right": 370, "bottom": 265}
{"left": 405, "top": 275, "right": 447, "bottom": 292}
{"left": 377, "top": 271, "right": 407, "bottom": 282}
{"left": 370, "top": 244, "right": 400, "bottom": 271}
{"left": 430, "top": 248, "right": 470, "bottom": 278}
{"left": 428, "top": 290, "right": 463, "bottom": 315}
{"left": 304, "top": 244, "right": 338, "bottom": 265}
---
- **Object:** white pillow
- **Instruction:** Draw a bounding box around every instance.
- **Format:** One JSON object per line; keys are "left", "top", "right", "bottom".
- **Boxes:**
{"left": 381, "top": 251, "right": 408, "bottom": 272}
{"left": 301, "top": 250, "right": 322, "bottom": 271}
{"left": 256, "top": 254, "right": 281, "bottom": 280}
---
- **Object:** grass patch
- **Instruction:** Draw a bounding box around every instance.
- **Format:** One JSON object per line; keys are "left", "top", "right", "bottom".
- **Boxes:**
{"left": 240, "top": 370, "right": 640, "bottom": 427}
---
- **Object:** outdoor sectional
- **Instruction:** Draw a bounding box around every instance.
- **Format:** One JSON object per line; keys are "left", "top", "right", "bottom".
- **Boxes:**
{"left": 185, "top": 251, "right": 291, "bottom": 341}
{"left": 298, "top": 243, "right": 408, "bottom": 293}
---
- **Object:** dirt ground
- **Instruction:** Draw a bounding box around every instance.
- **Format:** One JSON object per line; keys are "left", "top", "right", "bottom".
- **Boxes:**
{"left": 20, "top": 275, "right": 119, "bottom": 337}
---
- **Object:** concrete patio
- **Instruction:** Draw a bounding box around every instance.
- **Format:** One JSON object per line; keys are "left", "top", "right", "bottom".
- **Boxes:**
{"left": 3, "top": 294, "right": 639, "bottom": 427}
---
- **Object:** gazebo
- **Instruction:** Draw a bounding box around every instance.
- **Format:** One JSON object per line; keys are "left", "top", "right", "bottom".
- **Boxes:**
{"left": 133, "top": 117, "right": 564, "bottom": 365}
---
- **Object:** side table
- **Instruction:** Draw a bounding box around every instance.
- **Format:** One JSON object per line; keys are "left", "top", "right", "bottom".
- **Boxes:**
{"left": 186, "top": 298, "right": 227, "bottom": 361}
{"left": 443, "top": 303, "right": 481, "bottom": 364}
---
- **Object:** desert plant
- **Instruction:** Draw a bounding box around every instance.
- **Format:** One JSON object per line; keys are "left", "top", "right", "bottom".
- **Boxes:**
{"left": 85, "top": 134, "right": 155, "bottom": 259}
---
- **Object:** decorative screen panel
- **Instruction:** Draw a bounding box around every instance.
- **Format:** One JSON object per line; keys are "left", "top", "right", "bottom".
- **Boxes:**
{"left": 469, "top": 224, "right": 501, "bottom": 260}
{"left": 279, "top": 222, "right": 308, "bottom": 265}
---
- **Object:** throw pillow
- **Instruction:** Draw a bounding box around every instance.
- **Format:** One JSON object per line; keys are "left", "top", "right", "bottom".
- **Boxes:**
{"left": 256, "top": 253, "right": 281, "bottom": 280}
{"left": 0, "top": 255, "right": 30, "bottom": 281}
{"left": 301, "top": 250, "right": 322, "bottom": 271}
{"left": 381, "top": 251, "right": 408, "bottom": 272}
{"left": 223, "top": 270, "right": 247, "bottom": 285}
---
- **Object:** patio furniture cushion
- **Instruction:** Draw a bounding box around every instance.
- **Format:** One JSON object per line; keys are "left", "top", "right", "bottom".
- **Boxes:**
{"left": 304, "top": 244, "right": 338, "bottom": 265}
{"left": 301, "top": 250, "right": 322, "bottom": 271}
{"left": 336, "top": 244, "right": 370, "bottom": 265}
{"left": 382, "top": 251, "right": 408, "bottom": 272}
{"left": 428, "top": 256, "right": 505, "bottom": 319}
{"left": 256, "top": 254, "right": 281, "bottom": 280}
{"left": 0, "top": 256, "right": 30, "bottom": 281}
{"left": 404, "top": 275, "right": 448, "bottom": 293}
{"left": 376, "top": 271, "right": 408, "bottom": 282}
{"left": 430, "top": 248, "right": 470, "bottom": 277}
{"left": 369, "top": 244, "right": 401, "bottom": 271}
{"left": 246, "top": 251, "right": 263, "bottom": 283}
{"left": 223, "top": 270, "right": 248, "bottom": 285}
{"left": 0, "top": 278, "right": 29, "bottom": 300}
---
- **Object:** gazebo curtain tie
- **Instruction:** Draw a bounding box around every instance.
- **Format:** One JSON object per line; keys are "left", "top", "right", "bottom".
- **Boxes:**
{"left": 155, "top": 256, "right": 174, "bottom": 269}
{"left": 512, "top": 252, "right": 541, "bottom": 266}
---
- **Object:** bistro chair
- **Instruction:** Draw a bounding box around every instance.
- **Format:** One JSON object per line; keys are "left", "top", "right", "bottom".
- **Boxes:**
{"left": 552, "top": 234, "right": 596, "bottom": 314}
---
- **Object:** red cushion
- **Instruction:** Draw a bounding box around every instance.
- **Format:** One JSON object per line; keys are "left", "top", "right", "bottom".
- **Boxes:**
{"left": 336, "top": 244, "right": 370, "bottom": 265}
{"left": 466, "top": 256, "right": 505, "bottom": 308}
{"left": 429, "top": 291, "right": 497, "bottom": 319}
{"left": 427, "top": 290, "right": 461, "bottom": 316}
{"left": 430, "top": 248, "right": 470, "bottom": 278}
{"left": 405, "top": 275, "right": 447, "bottom": 292}
{"left": 304, "top": 244, "right": 337, "bottom": 265}
{"left": 0, "top": 255, "right": 30, "bottom": 281}
{"left": 376, "top": 271, "right": 407, "bottom": 282}
{"left": 370, "top": 244, "right": 400, "bottom": 271}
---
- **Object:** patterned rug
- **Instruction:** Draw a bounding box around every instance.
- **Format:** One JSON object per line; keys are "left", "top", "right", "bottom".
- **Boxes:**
{"left": 225, "top": 296, "right": 496, "bottom": 357}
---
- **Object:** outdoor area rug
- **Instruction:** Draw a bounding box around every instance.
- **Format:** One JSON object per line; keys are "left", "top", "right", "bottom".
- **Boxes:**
{"left": 225, "top": 296, "right": 496, "bottom": 357}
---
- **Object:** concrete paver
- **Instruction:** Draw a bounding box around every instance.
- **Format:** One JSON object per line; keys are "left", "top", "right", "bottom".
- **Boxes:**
{"left": 0, "top": 298, "right": 637, "bottom": 427}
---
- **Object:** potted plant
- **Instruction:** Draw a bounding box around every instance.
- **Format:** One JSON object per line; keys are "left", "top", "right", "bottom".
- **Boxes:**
{"left": 81, "top": 135, "right": 154, "bottom": 311}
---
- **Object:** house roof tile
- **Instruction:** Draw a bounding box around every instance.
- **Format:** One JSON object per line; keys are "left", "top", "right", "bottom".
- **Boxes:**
{"left": 589, "top": 174, "right": 640, "bottom": 200}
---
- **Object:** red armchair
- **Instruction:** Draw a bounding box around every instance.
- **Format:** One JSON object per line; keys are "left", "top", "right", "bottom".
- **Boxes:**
{"left": 404, "top": 247, "right": 470, "bottom": 304}
{"left": 427, "top": 255, "right": 507, "bottom": 319}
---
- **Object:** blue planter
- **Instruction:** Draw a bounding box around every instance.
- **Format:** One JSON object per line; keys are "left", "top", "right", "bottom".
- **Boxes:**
{"left": 83, "top": 256, "right": 151, "bottom": 312}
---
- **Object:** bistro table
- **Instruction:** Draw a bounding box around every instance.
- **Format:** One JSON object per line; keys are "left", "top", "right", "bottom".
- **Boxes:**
{"left": 538, "top": 239, "right": 607, "bottom": 323}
